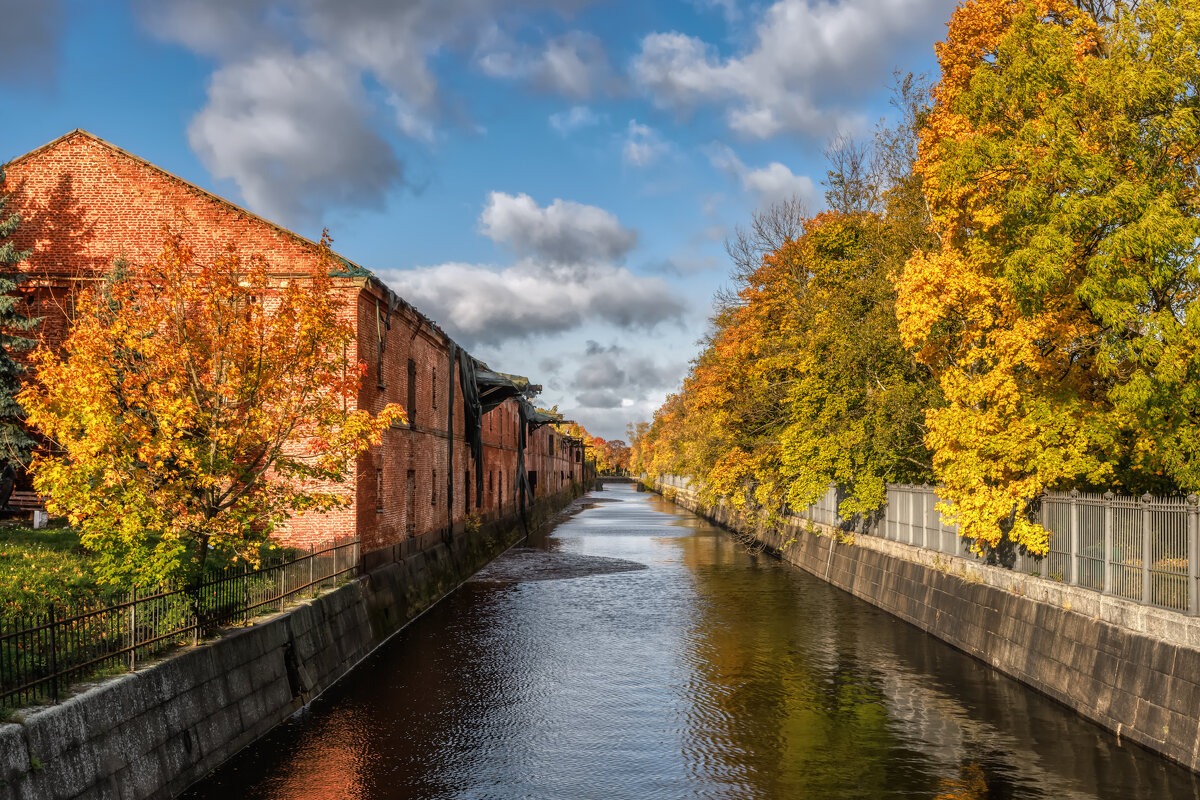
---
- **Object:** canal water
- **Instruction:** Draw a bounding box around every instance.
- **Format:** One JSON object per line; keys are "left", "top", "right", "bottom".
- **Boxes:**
{"left": 184, "top": 483, "right": 1200, "bottom": 799}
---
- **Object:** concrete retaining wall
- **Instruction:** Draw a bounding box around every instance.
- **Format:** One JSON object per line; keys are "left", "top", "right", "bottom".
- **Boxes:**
{"left": 0, "top": 488, "right": 580, "bottom": 800}
{"left": 662, "top": 482, "right": 1200, "bottom": 774}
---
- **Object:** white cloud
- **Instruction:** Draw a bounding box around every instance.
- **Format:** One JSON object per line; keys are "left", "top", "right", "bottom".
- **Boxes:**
{"left": 622, "top": 120, "right": 672, "bottom": 168}
{"left": 480, "top": 191, "right": 637, "bottom": 264}
{"left": 632, "top": 0, "right": 953, "bottom": 139}
{"left": 381, "top": 260, "right": 683, "bottom": 345}
{"left": 708, "top": 143, "right": 819, "bottom": 208}
{"left": 477, "top": 30, "right": 612, "bottom": 98}
{"left": 549, "top": 105, "right": 604, "bottom": 136}
{"left": 377, "top": 193, "right": 681, "bottom": 346}
{"left": 188, "top": 50, "right": 403, "bottom": 228}
{"left": 137, "top": 0, "right": 607, "bottom": 223}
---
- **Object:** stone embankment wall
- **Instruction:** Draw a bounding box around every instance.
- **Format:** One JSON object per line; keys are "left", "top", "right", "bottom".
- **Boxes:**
{"left": 0, "top": 488, "right": 581, "bottom": 800}
{"left": 659, "top": 480, "right": 1200, "bottom": 774}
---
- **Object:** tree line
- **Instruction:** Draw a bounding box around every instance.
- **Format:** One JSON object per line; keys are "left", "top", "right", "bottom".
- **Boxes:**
{"left": 631, "top": 0, "right": 1200, "bottom": 557}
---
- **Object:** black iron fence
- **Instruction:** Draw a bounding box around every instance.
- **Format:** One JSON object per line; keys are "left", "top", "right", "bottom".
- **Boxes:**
{"left": 0, "top": 536, "right": 359, "bottom": 709}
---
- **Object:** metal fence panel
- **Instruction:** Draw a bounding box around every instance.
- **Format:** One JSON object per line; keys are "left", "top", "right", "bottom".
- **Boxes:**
{"left": 1149, "top": 497, "right": 1189, "bottom": 612}
{"left": 1077, "top": 494, "right": 1105, "bottom": 591}
{"left": 1042, "top": 495, "right": 1071, "bottom": 581}
{"left": 1, "top": 536, "right": 359, "bottom": 709}
{"left": 1110, "top": 495, "right": 1143, "bottom": 602}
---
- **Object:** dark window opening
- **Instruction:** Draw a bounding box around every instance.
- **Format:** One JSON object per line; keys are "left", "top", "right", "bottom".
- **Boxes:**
{"left": 431, "top": 470, "right": 437, "bottom": 506}
{"left": 376, "top": 302, "right": 386, "bottom": 390}
{"left": 376, "top": 468, "right": 384, "bottom": 512}
{"left": 529, "top": 470, "right": 538, "bottom": 494}
{"left": 432, "top": 368, "right": 438, "bottom": 409}
{"left": 407, "top": 359, "right": 417, "bottom": 425}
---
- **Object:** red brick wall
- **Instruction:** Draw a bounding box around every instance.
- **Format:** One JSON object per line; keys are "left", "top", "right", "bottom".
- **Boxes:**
{"left": 4, "top": 130, "right": 575, "bottom": 553}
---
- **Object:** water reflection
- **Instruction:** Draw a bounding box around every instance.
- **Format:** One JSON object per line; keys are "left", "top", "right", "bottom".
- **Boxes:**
{"left": 184, "top": 484, "right": 1200, "bottom": 800}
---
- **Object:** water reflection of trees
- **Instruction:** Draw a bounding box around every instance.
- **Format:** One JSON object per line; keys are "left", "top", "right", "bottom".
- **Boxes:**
{"left": 672, "top": 530, "right": 1200, "bottom": 800}
{"left": 671, "top": 532, "right": 946, "bottom": 798}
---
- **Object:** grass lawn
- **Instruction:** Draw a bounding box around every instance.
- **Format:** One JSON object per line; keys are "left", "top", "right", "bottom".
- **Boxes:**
{"left": 0, "top": 521, "right": 113, "bottom": 617}
{"left": 0, "top": 522, "right": 313, "bottom": 619}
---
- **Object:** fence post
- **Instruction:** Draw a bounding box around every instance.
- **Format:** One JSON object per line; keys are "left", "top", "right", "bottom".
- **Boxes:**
{"left": 48, "top": 604, "right": 58, "bottom": 702}
{"left": 309, "top": 544, "right": 314, "bottom": 594}
{"left": 1103, "top": 492, "right": 1114, "bottom": 595}
{"left": 1069, "top": 489, "right": 1080, "bottom": 586}
{"left": 936, "top": 493, "right": 945, "bottom": 553}
{"left": 129, "top": 587, "right": 136, "bottom": 673}
{"left": 909, "top": 485, "right": 917, "bottom": 547}
{"left": 1189, "top": 494, "right": 1200, "bottom": 616}
{"left": 1142, "top": 492, "right": 1153, "bottom": 606}
{"left": 279, "top": 564, "right": 286, "bottom": 612}
{"left": 919, "top": 485, "right": 928, "bottom": 549}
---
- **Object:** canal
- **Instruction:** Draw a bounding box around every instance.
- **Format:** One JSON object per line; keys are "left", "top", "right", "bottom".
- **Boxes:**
{"left": 184, "top": 483, "right": 1200, "bottom": 799}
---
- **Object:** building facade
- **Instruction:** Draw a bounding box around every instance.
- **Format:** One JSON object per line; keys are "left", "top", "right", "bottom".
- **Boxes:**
{"left": 2, "top": 130, "right": 588, "bottom": 554}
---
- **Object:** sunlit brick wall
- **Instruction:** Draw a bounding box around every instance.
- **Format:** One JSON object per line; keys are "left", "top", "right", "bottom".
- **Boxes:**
{"left": 5, "top": 130, "right": 558, "bottom": 554}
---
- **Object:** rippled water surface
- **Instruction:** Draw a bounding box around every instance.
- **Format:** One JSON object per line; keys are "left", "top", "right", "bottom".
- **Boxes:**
{"left": 184, "top": 484, "right": 1200, "bottom": 799}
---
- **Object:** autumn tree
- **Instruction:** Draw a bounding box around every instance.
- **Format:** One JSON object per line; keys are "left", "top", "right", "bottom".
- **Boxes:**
{"left": 634, "top": 77, "right": 939, "bottom": 523}
{"left": 22, "top": 230, "right": 404, "bottom": 586}
{"left": 601, "top": 439, "right": 631, "bottom": 473}
{"left": 0, "top": 167, "right": 39, "bottom": 464}
{"left": 897, "top": 0, "right": 1200, "bottom": 553}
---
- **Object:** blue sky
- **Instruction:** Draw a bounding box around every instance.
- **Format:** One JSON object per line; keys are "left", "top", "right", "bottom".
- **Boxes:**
{"left": 0, "top": 0, "right": 954, "bottom": 440}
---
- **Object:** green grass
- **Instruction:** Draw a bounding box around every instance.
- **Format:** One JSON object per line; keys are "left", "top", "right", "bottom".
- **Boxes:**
{"left": 0, "top": 521, "right": 335, "bottom": 619}
{"left": 0, "top": 521, "right": 114, "bottom": 616}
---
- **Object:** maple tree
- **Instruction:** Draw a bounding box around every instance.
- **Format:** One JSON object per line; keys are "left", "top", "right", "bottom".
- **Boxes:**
{"left": 22, "top": 230, "right": 404, "bottom": 586}
{"left": 897, "top": 0, "right": 1200, "bottom": 553}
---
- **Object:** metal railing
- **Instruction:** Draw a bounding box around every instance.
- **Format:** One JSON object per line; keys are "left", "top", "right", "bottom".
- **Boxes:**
{"left": 860, "top": 484, "right": 1199, "bottom": 616}
{"left": 0, "top": 536, "right": 359, "bottom": 709}
{"left": 653, "top": 472, "right": 1200, "bottom": 615}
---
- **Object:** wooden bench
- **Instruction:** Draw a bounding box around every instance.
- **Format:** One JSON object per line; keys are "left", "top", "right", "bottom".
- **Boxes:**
{"left": 8, "top": 491, "right": 46, "bottom": 511}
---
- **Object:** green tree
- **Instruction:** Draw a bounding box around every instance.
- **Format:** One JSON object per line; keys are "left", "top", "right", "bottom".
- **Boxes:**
{"left": 0, "top": 167, "right": 39, "bottom": 464}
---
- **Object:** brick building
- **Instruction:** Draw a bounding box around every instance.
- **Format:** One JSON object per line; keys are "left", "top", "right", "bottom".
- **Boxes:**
{"left": 1, "top": 129, "right": 589, "bottom": 554}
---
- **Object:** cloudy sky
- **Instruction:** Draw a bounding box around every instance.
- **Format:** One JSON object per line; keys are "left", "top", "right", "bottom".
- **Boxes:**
{"left": 0, "top": 0, "right": 953, "bottom": 440}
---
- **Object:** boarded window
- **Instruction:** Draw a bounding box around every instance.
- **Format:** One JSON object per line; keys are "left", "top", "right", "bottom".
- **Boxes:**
{"left": 431, "top": 470, "right": 437, "bottom": 505}
{"left": 376, "top": 468, "right": 384, "bottom": 512}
